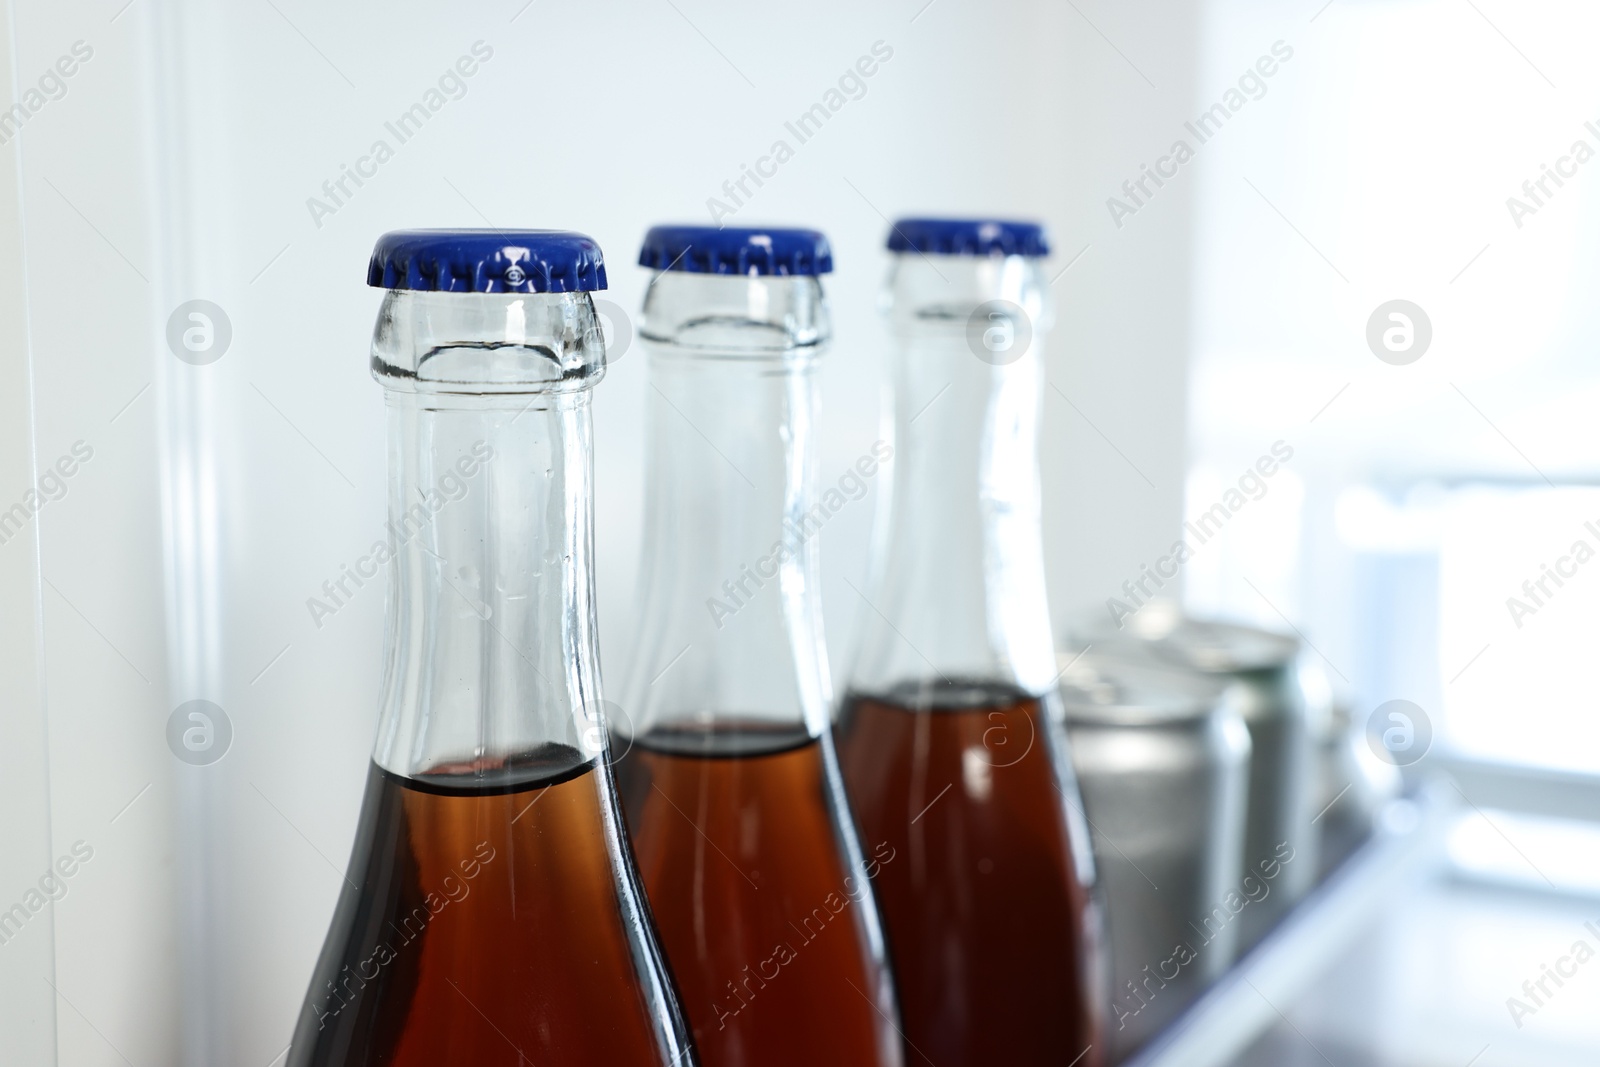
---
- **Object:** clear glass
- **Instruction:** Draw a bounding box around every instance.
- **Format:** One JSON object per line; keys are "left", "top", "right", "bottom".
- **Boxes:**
{"left": 614, "top": 272, "right": 903, "bottom": 1067}
{"left": 848, "top": 254, "right": 1058, "bottom": 695}
{"left": 836, "top": 253, "right": 1107, "bottom": 1067}
{"left": 621, "top": 272, "right": 832, "bottom": 738}
{"left": 288, "top": 289, "right": 694, "bottom": 1067}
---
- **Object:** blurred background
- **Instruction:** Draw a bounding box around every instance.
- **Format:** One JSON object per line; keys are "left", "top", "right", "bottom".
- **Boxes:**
{"left": 1, "top": 0, "right": 1597, "bottom": 1064}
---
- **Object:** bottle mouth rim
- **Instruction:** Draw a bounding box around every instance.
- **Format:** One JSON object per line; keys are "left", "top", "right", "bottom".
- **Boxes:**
{"left": 636, "top": 334, "right": 830, "bottom": 359}
{"left": 638, "top": 272, "right": 831, "bottom": 356}
{"left": 371, "top": 354, "right": 605, "bottom": 397}
{"left": 371, "top": 289, "right": 608, "bottom": 394}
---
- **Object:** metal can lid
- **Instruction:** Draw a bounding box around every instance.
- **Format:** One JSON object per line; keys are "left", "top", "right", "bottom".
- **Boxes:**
{"left": 1148, "top": 621, "right": 1298, "bottom": 674}
{"left": 1057, "top": 648, "right": 1226, "bottom": 725}
{"left": 1073, "top": 600, "right": 1300, "bottom": 675}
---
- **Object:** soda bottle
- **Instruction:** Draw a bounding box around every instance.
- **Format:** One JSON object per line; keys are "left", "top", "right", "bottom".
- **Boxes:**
{"left": 288, "top": 229, "right": 695, "bottom": 1067}
{"left": 835, "top": 218, "right": 1106, "bottom": 1067}
{"left": 613, "top": 225, "right": 903, "bottom": 1067}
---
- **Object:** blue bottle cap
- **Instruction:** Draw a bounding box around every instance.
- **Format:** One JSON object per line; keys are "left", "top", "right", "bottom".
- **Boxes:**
{"left": 368, "top": 229, "right": 608, "bottom": 293}
{"left": 638, "top": 225, "right": 833, "bottom": 276}
{"left": 886, "top": 218, "right": 1050, "bottom": 258}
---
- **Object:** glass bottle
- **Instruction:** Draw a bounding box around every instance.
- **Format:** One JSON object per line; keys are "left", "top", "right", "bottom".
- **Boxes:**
{"left": 835, "top": 219, "right": 1106, "bottom": 1067}
{"left": 613, "top": 226, "right": 902, "bottom": 1067}
{"left": 289, "top": 230, "right": 694, "bottom": 1067}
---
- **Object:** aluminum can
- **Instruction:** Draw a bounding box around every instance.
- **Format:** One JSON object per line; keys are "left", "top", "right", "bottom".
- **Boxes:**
{"left": 1095, "top": 607, "right": 1321, "bottom": 951}
{"left": 1059, "top": 651, "right": 1250, "bottom": 1059}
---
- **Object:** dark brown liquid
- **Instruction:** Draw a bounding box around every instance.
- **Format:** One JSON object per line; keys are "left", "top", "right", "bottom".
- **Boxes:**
{"left": 615, "top": 723, "right": 901, "bottom": 1067}
{"left": 837, "top": 682, "right": 1103, "bottom": 1067}
{"left": 288, "top": 747, "right": 692, "bottom": 1067}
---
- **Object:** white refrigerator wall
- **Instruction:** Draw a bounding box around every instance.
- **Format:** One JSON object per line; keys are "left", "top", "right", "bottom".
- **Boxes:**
{"left": 5, "top": 2, "right": 177, "bottom": 1067}
{"left": 0, "top": 5, "right": 58, "bottom": 1063}
{"left": 5, "top": 1, "right": 1199, "bottom": 1063}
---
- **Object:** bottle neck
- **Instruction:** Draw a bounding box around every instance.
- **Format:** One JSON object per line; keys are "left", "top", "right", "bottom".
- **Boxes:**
{"left": 370, "top": 290, "right": 608, "bottom": 781}
{"left": 621, "top": 273, "right": 831, "bottom": 745}
{"left": 848, "top": 255, "right": 1058, "bottom": 700}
